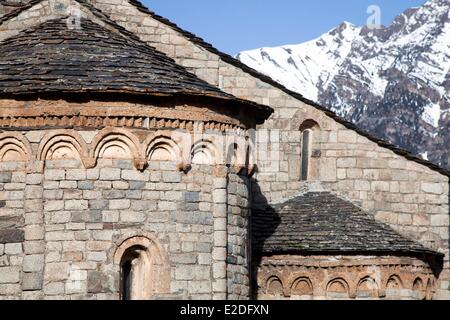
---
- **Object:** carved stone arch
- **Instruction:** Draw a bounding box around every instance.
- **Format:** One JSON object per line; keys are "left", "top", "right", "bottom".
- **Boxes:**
{"left": 114, "top": 235, "right": 170, "bottom": 300}
{"left": 299, "top": 119, "right": 321, "bottom": 132}
{"left": 385, "top": 274, "right": 403, "bottom": 299}
{"left": 266, "top": 275, "right": 284, "bottom": 296}
{"left": 37, "top": 129, "right": 89, "bottom": 166}
{"left": 190, "top": 139, "right": 218, "bottom": 166}
{"left": 298, "top": 119, "right": 321, "bottom": 181}
{"left": 290, "top": 276, "right": 313, "bottom": 297}
{"left": 356, "top": 276, "right": 379, "bottom": 299}
{"left": 144, "top": 132, "right": 182, "bottom": 163}
{"left": 413, "top": 277, "right": 426, "bottom": 300}
{"left": 0, "top": 132, "right": 32, "bottom": 162}
{"left": 91, "top": 127, "right": 145, "bottom": 170}
{"left": 326, "top": 278, "right": 350, "bottom": 299}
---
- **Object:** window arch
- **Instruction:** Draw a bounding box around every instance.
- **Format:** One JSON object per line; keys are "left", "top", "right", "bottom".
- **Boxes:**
{"left": 299, "top": 119, "right": 320, "bottom": 181}
{"left": 114, "top": 236, "right": 170, "bottom": 300}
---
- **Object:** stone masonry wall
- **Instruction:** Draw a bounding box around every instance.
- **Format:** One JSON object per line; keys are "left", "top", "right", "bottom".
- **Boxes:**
{"left": 0, "top": 126, "right": 251, "bottom": 299}
{"left": 226, "top": 173, "right": 250, "bottom": 300}
{"left": 86, "top": 0, "right": 450, "bottom": 298}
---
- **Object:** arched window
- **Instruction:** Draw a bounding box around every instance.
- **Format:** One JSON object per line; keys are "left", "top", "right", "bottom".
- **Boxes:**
{"left": 301, "top": 129, "right": 312, "bottom": 180}
{"left": 299, "top": 120, "right": 320, "bottom": 181}
{"left": 119, "top": 245, "right": 151, "bottom": 300}
{"left": 114, "top": 236, "right": 170, "bottom": 300}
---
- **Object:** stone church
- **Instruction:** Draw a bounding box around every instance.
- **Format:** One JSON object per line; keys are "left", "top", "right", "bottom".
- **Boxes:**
{"left": 0, "top": 0, "right": 449, "bottom": 300}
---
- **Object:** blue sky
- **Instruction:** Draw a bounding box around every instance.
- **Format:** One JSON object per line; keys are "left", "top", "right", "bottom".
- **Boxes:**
{"left": 144, "top": 0, "right": 427, "bottom": 55}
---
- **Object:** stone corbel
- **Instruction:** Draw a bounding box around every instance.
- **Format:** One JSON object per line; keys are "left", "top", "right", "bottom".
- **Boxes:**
{"left": 134, "top": 158, "right": 147, "bottom": 172}
{"left": 82, "top": 157, "right": 97, "bottom": 169}
{"left": 177, "top": 162, "right": 191, "bottom": 174}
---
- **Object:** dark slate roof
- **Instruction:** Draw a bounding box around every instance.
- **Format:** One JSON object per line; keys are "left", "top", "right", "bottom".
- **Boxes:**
{"left": 0, "top": 14, "right": 273, "bottom": 121}
{"left": 126, "top": 0, "right": 450, "bottom": 178}
{"left": 0, "top": 17, "right": 231, "bottom": 98}
{"left": 252, "top": 192, "right": 441, "bottom": 257}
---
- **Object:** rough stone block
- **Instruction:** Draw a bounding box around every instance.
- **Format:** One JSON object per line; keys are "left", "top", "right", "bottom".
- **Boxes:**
{"left": 65, "top": 200, "right": 88, "bottom": 211}
{"left": 431, "top": 215, "right": 449, "bottom": 227}
{"left": 129, "top": 181, "right": 146, "bottom": 190}
{"left": 5, "top": 243, "right": 22, "bottom": 255}
{"left": 59, "top": 181, "right": 77, "bottom": 189}
{"left": 72, "top": 210, "right": 102, "bottom": 223}
{"left": 122, "top": 170, "right": 149, "bottom": 181}
{"left": 109, "top": 199, "right": 130, "bottom": 210}
{"left": 44, "top": 169, "right": 65, "bottom": 181}
{"left": 131, "top": 200, "right": 157, "bottom": 211}
{"left": 100, "top": 168, "right": 121, "bottom": 180}
{"left": 421, "top": 183, "right": 443, "bottom": 195}
{"left": 25, "top": 225, "right": 45, "bottom": 241}
{"left": 44, "top": 262, "right": 69, "bottom": 281}
{"left": 86, "top": 169, "right": 99, "bottom": 180}
{"left": 87, "top": 271, "right": 110, "bottom": 294}
{"left": 112, "top": 181, "right": 129, "bottom": 190}
{"left": 23, "top": 241, "right": 45, "bottom": 254}
{"left": 25, "top": 185, "right": 43, "bottom": 199}
{"left": 162, "top": 172, "right": 181, "bottom": 183}
{"left": 22, "top": 273, "right": 43, "bottom": 291}
{"left": 66, "top": 169, "right": 87, "bottom": 181}
{"left": 23, "top": 254, "right": 44, "bottom": 272}
{"left": 88, "top": 199, "right": 108, "bottom": 210}
{"left": 26, "top": 174, "right": 43, "bottom": 185}
{"left": 44, "top": 200, "right": 64, "bottom": 212}
{"left": 78, "top": 180, "right": 94, "bottom": 190}
{"left": 0, "top": 172, "right": 12, "bottom": 183}
{"left": 0, "top": 267, "right": 20, "bottom": 284}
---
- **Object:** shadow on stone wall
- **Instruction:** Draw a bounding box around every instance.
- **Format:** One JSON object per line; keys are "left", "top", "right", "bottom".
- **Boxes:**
{"left": 247, "top": 178, "right": 280, "bottom": 300}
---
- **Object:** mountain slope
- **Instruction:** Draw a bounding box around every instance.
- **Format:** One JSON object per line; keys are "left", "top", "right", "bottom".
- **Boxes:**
{"left": 237, "top": 0, "right": 450, "bottom": 170}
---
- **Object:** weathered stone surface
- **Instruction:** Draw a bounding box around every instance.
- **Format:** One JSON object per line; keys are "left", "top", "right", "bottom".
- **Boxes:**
{"left": 0, "top": 172, "right": 12, "bottom": 183}
{"left": 23, "top": 255, "right": 44, "bottom": 273}
{"left": 4, "top": 243, "right": 22, "bottom": 255}
{"left": 0, "top": 267, "right": 20, "bottom": 284}
{"left": 0, "top": 229, "right": 25, "bottom": 244}
{"left": 22, "top": 273, "right": 43, "bottom": 291}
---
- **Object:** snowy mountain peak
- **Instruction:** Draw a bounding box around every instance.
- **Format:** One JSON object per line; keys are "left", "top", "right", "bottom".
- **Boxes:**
{"left": 238, "top": 1, "right": 450, "bottom": 170}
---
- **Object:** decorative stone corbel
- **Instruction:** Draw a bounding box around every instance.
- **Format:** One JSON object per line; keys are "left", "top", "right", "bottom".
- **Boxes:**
{"left": 82, "top": 157, "right": 97, "bottom": 169}
{"left": 134, "top": 158, "right": 147, "bottom": 172}
{"left": 177, "top": 162, "right": 191, "bottom": 174}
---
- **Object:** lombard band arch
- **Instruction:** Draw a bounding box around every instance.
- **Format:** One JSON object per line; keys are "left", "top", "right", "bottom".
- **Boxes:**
{"left": 266, "top": 276, "right": 284, "bottom": 296}
{"left": 290, "top": 276, "right": 313, "bottom": 297}
{"left": 326, "top": 278, "right": 350, "bottom": 299}
{"left": 91, "top": 127, "right": 145, "bottom": 170}
{"left": 144, "top": 132, "right": 183, "bottom": 163}
{"left": 0, "top": 132, "right": 32, "bottom": 162}
{"left": 190, "top": 139, "right": 219, "bottom": 166}
{"left": 37, "top": 129, "right": 89, "bottom": 167}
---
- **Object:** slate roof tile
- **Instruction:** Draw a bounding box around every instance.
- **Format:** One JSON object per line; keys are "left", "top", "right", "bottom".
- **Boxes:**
{"left": 0, "top": 15, "right": 273, "bottom": 121}
{"left": 252, "top": 192, "right": 441, "bottom": 258}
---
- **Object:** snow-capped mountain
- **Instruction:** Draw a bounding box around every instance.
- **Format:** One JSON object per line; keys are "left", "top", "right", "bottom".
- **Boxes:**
{"left": 237, "top": 0, "right": 450, "bottom": 170}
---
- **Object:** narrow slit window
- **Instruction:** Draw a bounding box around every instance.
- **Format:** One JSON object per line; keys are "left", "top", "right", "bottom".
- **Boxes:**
{"left": 301, "top": 130, "right": 311, "bottom": 180}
